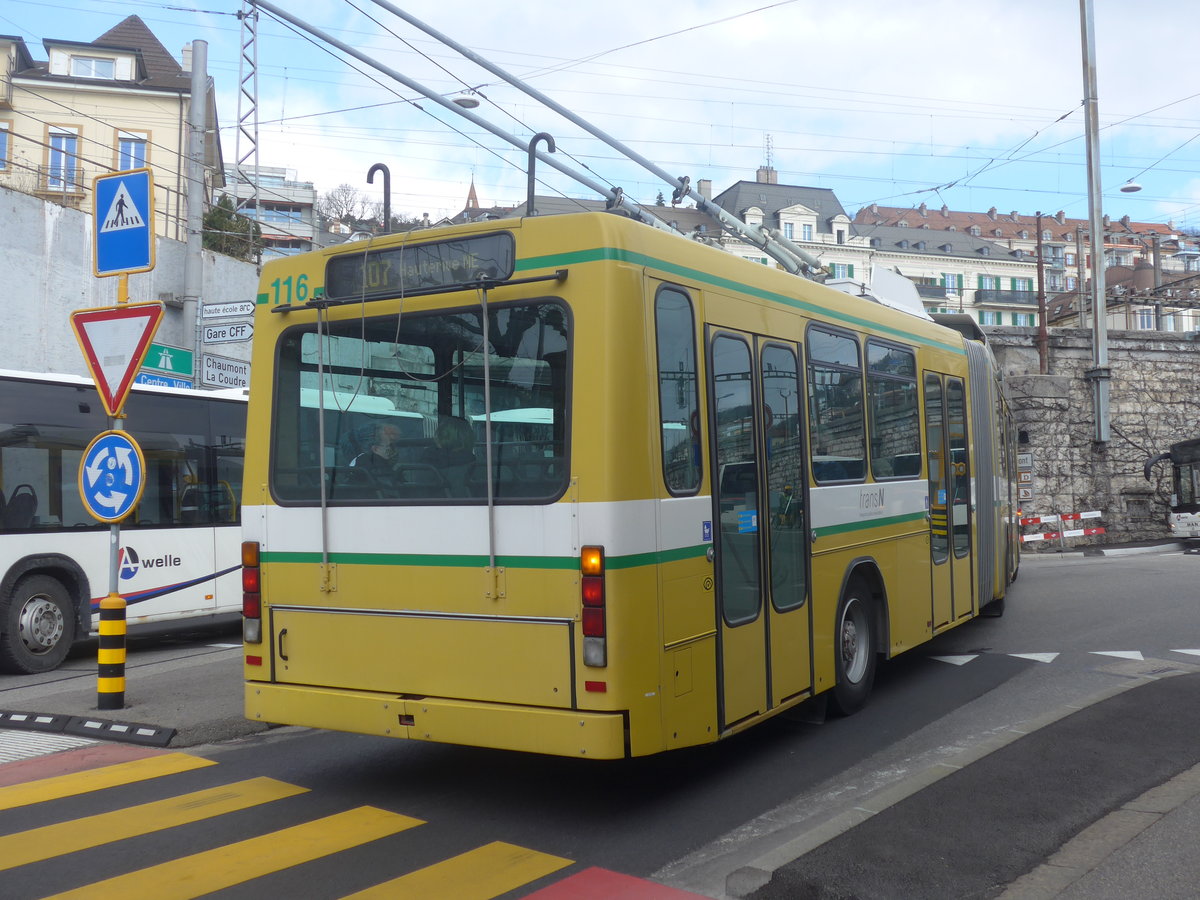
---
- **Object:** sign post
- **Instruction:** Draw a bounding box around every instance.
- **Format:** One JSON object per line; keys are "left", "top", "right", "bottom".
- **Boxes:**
{"left": 79, "top": 431, "right": 146, "bottom": 710}
{"left": 81, "top": 167, "right": 158, "bottom": 710}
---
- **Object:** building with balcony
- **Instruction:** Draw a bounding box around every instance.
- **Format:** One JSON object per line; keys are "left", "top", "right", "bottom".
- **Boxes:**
{"left": 0, "top": 16, "right": 221, "bottom": 243}
{"left": 220, "top": 165, "right": 317, "bottom": 258}
{"left": 859, "top": 224, "right": 1041, "bottom": 326}
{"left": 853, "top": 203, "right": 1191, "bottom": 300}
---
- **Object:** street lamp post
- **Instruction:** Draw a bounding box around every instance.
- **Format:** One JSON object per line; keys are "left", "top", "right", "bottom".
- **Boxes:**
{"left": 1036, "top": 212, "right": 1048, "bottom": 374}
{"left": 1080, "top": 0, "right": 1110, "bottom": 442}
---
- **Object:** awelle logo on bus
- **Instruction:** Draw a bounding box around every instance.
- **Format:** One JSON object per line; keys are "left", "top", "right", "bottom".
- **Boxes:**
{"left": 118, "top": 546, "right": 184, "bottom": 581}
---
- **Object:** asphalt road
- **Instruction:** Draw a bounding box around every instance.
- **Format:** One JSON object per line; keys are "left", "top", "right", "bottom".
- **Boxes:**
{"left": 1, "top": 547, "right": 1197, "bottom": 898}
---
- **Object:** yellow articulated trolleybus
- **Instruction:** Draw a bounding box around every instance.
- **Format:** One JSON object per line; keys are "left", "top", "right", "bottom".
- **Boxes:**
{"left": 241, "top": 210, "right": 1018, "bottom": 759}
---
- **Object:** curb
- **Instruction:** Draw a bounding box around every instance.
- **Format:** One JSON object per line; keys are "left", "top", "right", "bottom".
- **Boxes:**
{"left": 0, "top": 709, "right": 175, "bottom": 747}
{"left": 725, "top": 671, "right": 1183, "bottom": 899}
{"left": 997, "top": 760, "right": 1200, "bottom": 899}
{"left": 1082, "top": 542, "right": 1185, "bottom": 557}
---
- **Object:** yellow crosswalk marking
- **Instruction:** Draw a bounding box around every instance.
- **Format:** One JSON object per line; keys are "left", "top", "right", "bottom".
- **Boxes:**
{"left": 0, "top": 752, "right": 215, "bottom": 812}
{"left": 341, "top": 841, "right": 573, "bottom": 900}
{"left": 44, "top": 806, "right": 424, "bottom": 900}
{"left": 0, "top": 777, "right": 306, "bottom": 871}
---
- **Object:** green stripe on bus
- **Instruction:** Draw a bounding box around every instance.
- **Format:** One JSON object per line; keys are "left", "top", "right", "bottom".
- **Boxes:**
{"left": 515, "top": 247, "right": 965, "bottom": 354}
{"left": 262, "top": 543, "right": 710, "bottom": 570}
{"left": 814, "top": 510, "right": 928, "bottom": 538}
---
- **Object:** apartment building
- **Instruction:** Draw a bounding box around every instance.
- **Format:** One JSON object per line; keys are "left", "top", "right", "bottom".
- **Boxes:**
{"left": 221, "top": 165, "right": 318, "bottom": 258}
{"left": 0, "top": 15, "right": 221, "bottom": 243}
{"left": 704, "top": 169, "right": 1043, "bottom": 324}
{"left": 855, "top": 202, "right": 1200, "bottom": 330}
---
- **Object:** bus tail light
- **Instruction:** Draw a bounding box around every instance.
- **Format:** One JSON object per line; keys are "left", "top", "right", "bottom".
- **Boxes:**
{"left": 581, "top": 546, "right": 606, "bottom": 667}
{"left": 242, "top": 541, "right": 262, "bottom": 644}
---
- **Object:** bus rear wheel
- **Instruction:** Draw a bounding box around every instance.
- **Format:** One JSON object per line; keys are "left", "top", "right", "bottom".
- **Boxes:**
{"left": 829, "top": 579, "right": 877, "bottom": 716}
{"left": 0, "top": 575, "right": 76, "bottom": 674}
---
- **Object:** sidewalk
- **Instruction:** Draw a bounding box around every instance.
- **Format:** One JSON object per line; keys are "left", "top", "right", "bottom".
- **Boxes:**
{"left": 0, "top": 645, "right": 269, "bottom": 753}
{"left": 731, "top": 670, "right": 1200, "bottom": 900}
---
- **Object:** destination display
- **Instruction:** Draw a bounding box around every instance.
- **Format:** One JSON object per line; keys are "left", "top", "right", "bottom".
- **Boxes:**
{"left": 325, "top": 232, "right": 515, "bottom": 301}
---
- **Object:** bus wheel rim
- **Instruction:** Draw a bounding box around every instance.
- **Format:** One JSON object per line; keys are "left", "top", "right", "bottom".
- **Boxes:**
{"left": 18, "top": 596, "right": 64, "bottom": 654}
{"left": 840, "top": 597, "right": 869, "bottom": 683}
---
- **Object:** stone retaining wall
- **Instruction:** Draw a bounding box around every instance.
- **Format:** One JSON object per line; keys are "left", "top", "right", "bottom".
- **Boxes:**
{"left": 986, "top": 326, "right": 1199, "bottom": 544}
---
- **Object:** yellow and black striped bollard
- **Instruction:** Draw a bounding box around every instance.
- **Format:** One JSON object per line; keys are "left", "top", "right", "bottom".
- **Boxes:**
{"left": 97, "top": 591, "right": 127, "bottom": 709}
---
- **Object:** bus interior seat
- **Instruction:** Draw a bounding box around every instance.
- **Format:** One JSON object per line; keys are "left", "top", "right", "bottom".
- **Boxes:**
{"left": 329, "top": 466, "right": 382, "bottom": 500}
{"left": 179, "top": 484, "right": 201, "bottom": 523}
{"left": 394, "top": 464, "right": 449, "bottom": 499}
{"left": 4, "top": 484, "right": 38, "bottom": 529}
{"left": 466, "top": 463, "right": 516, "bottom": 497}
{"left": 513, "top": 458, "right": 565, "bottom": 495}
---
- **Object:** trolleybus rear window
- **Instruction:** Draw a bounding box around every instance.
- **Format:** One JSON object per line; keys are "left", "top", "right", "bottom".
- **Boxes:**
{"left": 271, "top": 299, "right": 569, "bottom": 504}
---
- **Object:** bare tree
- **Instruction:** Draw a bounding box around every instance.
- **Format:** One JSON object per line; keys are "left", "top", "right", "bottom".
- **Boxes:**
{"left": 366, "top": 203, "right": 425, "bottom": 233}
{"left": 317, "top": 183, "right": 372, "bottom": 224}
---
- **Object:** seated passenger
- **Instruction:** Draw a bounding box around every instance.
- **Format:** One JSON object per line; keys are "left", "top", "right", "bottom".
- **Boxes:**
{"left": 421, "top": 416, "right": 476, "bottom": 494}
{"left": 350, "top": 423, "right": 402, "bottom": 472}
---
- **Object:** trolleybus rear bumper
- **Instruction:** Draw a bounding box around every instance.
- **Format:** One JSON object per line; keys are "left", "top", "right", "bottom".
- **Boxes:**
{"left": 245, "top": 681, "right": 628, "bottom": 758}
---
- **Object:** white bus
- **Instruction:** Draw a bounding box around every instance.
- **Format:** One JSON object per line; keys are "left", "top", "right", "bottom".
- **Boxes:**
{"left": 0, "top": 369, "right": 246, "bottom": 673}
{"left": 1145, "top": 437, "right": 1200, "bottom": 540}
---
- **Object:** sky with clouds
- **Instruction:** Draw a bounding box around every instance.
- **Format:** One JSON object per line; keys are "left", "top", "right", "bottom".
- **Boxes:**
{"left": 5, "top": 0, "right": 1198, "bottom": 227}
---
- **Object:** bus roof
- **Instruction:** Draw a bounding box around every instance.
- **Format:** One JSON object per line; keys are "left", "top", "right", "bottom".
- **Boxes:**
{"left": 0, "top": 368, "right": 247, "bottom": 402}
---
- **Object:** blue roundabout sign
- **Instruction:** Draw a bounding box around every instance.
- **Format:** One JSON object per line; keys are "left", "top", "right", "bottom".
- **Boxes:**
{"left": 79, "top": 431, "right": 146, "bottom": 523}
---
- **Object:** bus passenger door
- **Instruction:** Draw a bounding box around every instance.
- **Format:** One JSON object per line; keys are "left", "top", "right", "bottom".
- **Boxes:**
{"left": 710, "top": 332, "right": 811, "bottom": 730}
{"left": 925, "top": 372, "right": 972, "bottom": 629}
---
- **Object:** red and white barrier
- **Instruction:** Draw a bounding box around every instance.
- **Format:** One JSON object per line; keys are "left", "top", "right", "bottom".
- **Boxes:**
{"left": 1020, "top": 510, "right": 1106, "bottom": 543}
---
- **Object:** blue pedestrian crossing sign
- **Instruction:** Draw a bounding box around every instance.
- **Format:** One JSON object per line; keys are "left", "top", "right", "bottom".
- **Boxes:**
{"left": 94, "top": 168, "right": 155, "bottom": 277}
{"left": 79, "top": 431, "right": 146, "bottom": 523}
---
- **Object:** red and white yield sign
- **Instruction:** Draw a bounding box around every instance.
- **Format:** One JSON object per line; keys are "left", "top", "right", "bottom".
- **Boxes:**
{"left": 70, "top": 302, "right": 164, "bottom": 416}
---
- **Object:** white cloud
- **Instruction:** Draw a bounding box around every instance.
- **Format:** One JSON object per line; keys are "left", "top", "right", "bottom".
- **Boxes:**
{"left": 13, "top": 0, "right": 1198, "bottom": 222}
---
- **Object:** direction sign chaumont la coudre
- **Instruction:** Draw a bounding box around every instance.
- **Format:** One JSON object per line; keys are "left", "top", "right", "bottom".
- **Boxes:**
{"left": 94, "top": 168, "right": 154, "bottom": 277}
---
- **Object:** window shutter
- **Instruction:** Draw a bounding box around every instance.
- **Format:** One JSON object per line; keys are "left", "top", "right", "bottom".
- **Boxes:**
{"left": 848, "top": 264, "right": 855, "bottom": 278}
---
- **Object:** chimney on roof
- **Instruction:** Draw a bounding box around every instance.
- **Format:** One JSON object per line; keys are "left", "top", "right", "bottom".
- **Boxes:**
{"left": 918, "top": 202, "right": 928, "bottom": 217}
{"left": 1055, "top": 210, "right": 1066, "bottom": 224}
{"left": 1010, "top": 211, "right": 1019, "bottom": 221}
{"left": 182, "top": 42, "right": 192, "bottom": 73}
{"left": 940, "top": 204, "right": 949, "bottom": 217}
{"left": 756, "top": 166, "right": 777, "bottom": 185}
{"left": 1120, "top": 214, "right": 1131, "bottom": 227}
{"left": 697, "top": 179, "right": 712, "bottom": 201}
{"left": 987, "top": 207, "right": 997, "bottom": 220}
{"left": 1103, "top": 214, "right": 1110, "bottom": 228}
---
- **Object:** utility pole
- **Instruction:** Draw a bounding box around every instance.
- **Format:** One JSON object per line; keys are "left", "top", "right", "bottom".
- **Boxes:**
{"left": 1036, "top": 212, "right": 1048, "bottom": 374}
{"left": 183, "top": 40, "right": 207, "bottom": 374}
{"left": 1080, "top": 0, "right": 1110, "bottom": 443}
{"left": 1151, "top": 232, "right": 1164, "bottom": 331}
